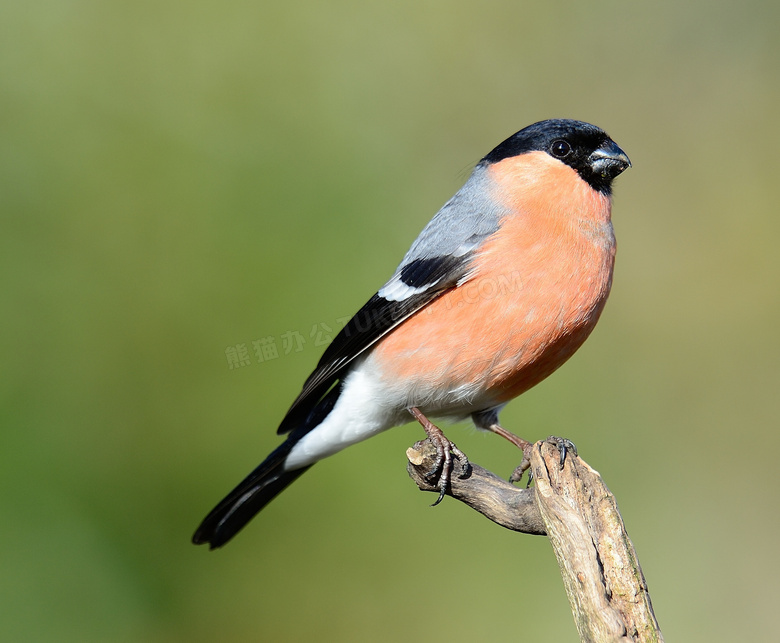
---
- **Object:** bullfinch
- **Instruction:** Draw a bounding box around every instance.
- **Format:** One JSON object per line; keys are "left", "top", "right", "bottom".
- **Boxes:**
{"left": 193, "top": 119, "right": 630, "bottom": 549}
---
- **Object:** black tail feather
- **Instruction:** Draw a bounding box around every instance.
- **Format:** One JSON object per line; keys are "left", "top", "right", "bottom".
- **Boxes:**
{"left": 192, "top": 441, "right": 312, "bottom": 549}
{"left": 194, "top": 381, "right": 344, "bottom": 549}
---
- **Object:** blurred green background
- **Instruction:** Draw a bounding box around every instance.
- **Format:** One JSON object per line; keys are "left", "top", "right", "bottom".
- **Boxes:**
{"left": 2, "top": 1, "right": 778, "bottom": 641}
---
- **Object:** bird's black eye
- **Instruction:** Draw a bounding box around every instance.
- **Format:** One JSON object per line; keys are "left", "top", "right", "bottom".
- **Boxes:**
{"left": 550, "top": 140, "right": 572, "bottom": 158}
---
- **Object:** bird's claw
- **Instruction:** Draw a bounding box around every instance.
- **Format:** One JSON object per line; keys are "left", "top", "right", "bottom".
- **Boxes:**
{"left": 545, "top": 435, "right": 577, "bottom": 469}
{"left": 508, "top": 453, "right": 532, "bottom": 486}
{"left": 426, "top": 438, "right": 470, "bottom": 506}
{"left": 508, "top": 436, "right": 577, "bottom": 485}
{"left": 409, "top": 407, "right": 470, "bottom": 505}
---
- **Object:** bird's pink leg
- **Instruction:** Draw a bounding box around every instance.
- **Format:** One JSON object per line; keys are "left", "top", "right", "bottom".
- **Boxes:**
{"left": 409, "top": 407, "right": 470, "bottom": 506}
{"left": 483, "top": 422, "right": 534, "bottom": 483}
{"left": 482, "top": 421, "right": 577, "bottom": 485}
{"left": 484, "top": 422, "right": 533, "bottom": 451}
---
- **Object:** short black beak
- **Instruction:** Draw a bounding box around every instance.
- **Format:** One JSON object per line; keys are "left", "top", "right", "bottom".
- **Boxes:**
{"left": 589, "top": 140, "right": 631, "bottom": 180}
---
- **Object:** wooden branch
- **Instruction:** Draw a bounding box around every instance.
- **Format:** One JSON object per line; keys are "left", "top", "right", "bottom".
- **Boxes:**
{"left": 406, "top": 439, "right": 546, "bottom": 535}
{"left": 406, "top": 438, "right": 664, "bottom": 643}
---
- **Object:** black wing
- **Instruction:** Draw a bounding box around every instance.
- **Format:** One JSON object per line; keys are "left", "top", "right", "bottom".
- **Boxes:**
{"left": 276, "top": 255, "right": 468, "bottom": 434}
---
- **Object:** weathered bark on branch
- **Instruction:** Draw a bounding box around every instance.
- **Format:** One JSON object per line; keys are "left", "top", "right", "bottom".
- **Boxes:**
{"left": 406, "top": 438, "right": 664, "bottom": 643}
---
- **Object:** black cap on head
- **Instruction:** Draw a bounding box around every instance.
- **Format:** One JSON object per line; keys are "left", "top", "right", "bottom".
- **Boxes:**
{"left": 481, "top": 119, "right": 631, "bottom": 195}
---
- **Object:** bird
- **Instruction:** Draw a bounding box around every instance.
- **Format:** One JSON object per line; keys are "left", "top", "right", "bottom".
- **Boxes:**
{"left": 193, "top": 119, "right": 631, "bottom": 549}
